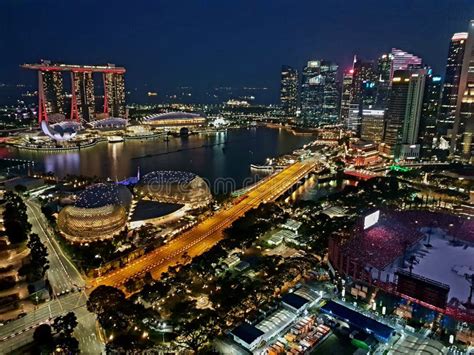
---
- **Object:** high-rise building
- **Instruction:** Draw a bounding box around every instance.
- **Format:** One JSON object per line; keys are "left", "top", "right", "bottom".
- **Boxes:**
{"left": 382, "top": 68, "right": 427, "bottom": 159}
{"left": 104, "top": 72, "right": 126, "bottom": 117}
{"left": 299, "top": 60, "right": 338, "bottom": 126}
{"left": 340, "top": 69, "right": 354, "bottom": 126}
{"left": 389, "top": 48, "right": 422, "bottom": 80}
{"left": 451, "top": 20, "right": 474, "bottom": 160}
{"left": 346, "top": 56, "right": 378, "bottom": 134}
{"left": 345, "top": 103, "right": 361, "bottom": 134}
{"left": 438, "top": 32, "right": 468, "bottom": 138}
{"left": 22, "top": 61, "right": 126, "bottom": 124}
{"left": 352, "top": 57, "right": 377, "bottom": 109}
{"left": 41, "top": 70, "right": 64, "bottom": 116}
{"left": 361, "top": 109, "right": 385, "bottom": 143}
{"left": 375, "top": 53, "right": 393, "bottom": 109}
{"left": 280, "top": 65, "right": 298, "bottom": 117}
{"left": 300, "top": 61, "right": 321, "bottom": 126}
{"left": 320, "top": 60, "right": 339, "bottom": 124}
{"left": 72, "top": 71, "right": 96, "bottom": 122}
{"left": 419, "top": 73, "right": 442, "bottom": 159}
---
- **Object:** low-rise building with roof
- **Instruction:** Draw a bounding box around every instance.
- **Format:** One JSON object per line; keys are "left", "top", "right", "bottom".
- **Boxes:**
{"left": 281, "top": 293, "right": 310, "bottom": 314}
{"left": 267, "top": 229, "right": 298, "bottom": 246}
{"left": 281, "top": 219, "right": 303, "bottom": 233}
{"left": 230, "top": 323, "right": 265, "bottom": 351}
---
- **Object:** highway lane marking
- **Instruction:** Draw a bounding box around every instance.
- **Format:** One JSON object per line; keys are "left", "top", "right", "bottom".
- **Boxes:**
{"left": 93, "top": 162, "right": 316, "bottom": 287}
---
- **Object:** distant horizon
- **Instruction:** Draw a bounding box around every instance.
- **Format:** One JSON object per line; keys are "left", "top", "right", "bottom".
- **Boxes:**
{"left": 2, "top": 0, "right": 474, "bottom": 104}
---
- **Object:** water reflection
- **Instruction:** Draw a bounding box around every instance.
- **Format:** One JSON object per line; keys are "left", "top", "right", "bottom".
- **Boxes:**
{"left": 288, "top": 178, "right": 350, "bottom": 203}
{"left": 6, "top": 127, "right": 313, "bottom": 192}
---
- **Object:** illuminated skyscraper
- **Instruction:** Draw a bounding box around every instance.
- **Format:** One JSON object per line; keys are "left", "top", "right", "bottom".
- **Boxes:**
{"left": 299, "top": 59, "right": 339, "bottom": 126}
{"left": 72, "top": 71, "right": 96, "bottom": 122}
{"left": 104, "top": 72, "right": 126, "bottom": 117}
{"left": 451, "top": 20, "right": 474, "bottom": 160}
{"left": 340, "top": 69, "right": 354, "bottom": 126}
{"left": 22, "top": 61, "right": 126, "bottom": 124}
{"left": 375, "top": 53, "right": 393, "bottom": 109}
{"left": 389, "top": 48, "right": 422, "bottom": 80}
{"left": 345, "top": 103, "right": 361, "bottom": 134}
{"left": 352, "top": 56, "right": 377, "bottom": 109}
{"left": 41, "top": 70, "right": 64, "bottom": 115}
{"left": 382, "top": 68, "right": 427, "bottom": 159}
{"left": 280, "top": 65, "right": 298, "bottom": 117}
{"left": 320, "top": 60, "right": 339, "bottom": 124}
{"left": 438, "top": 32, "right": 468, "bottom": 137}
{"left": 300, "top": 60, "right": 322, "bottom": 126}
{"left": 419, "top": 74, "right": 442, "bottom": 158}
{"left": 361, "top": 109, "right": 385, "bottom": 143}
{"left": 343, "top": 56, "right": 377, "bottom": 135}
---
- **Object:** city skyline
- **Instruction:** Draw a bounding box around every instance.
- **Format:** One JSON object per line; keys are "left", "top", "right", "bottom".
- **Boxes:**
{"left": 0, "top": 3, "right": 473, "bottom": 353}
{"left": 1, "top": 0, "right": 474, "bottom": 102}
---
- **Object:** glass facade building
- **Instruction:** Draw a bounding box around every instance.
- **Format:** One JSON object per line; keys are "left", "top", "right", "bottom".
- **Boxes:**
{"left": 438, "top": 32, "right": 468, "bottom": 137}
{"left": 280, "top": 65, "right": 298, "bottom": 117}
{"left": 452, "top": 20, "right": 474, "bottom": 160}
{"left": 299, "top": 60, "right": 339, "bottom": 126}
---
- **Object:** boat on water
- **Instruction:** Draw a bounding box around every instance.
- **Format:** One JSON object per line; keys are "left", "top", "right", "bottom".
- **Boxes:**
{"left": 250, "top": 164, "right": 285, "bottom": 173}
{"left": 107, "top": 136, "right": 124, "bottom": 143}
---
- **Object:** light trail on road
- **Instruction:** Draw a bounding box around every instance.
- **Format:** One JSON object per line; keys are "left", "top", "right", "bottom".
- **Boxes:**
{"left": 91, "top": 161, "right": 316, "bottom": 288}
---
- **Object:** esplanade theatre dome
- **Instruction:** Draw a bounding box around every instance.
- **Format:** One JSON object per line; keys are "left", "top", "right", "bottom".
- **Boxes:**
{"left": 135, "top": 171, "right": 212, "bottom": 207}
{"left": 58, "top": 183, "right": 132, "bottom": 243}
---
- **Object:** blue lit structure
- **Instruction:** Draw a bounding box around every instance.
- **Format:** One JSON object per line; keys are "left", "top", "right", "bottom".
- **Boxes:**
{"left": 320, "top": 301, "right": 395, "bottom": 343}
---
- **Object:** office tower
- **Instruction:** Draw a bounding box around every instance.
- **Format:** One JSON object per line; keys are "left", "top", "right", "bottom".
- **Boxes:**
{"left": 300, "top": 60, "right": 339, "bottom": 126}
{"left": 280, "top": 65, "right": 298, "bottom": 117}
{"left": 382, "top": 68, "right": 427, "bottom": 159}
{"left": 375, "top": 53, "right": 393, "bottom": 109}
{"left": 389, "top": 48, "right": 422, "bottom": 80}
{"left": 361, "top": 109, "right": 385, "bottom": 143}
{"left": 41, "top": 70, "right": 65, "bottom": 115}
{"left": 72, "top": 71, "right": 96, "bottom": 122}
{"left": 300, "top": 61, "right": 321, "bottom": 126}
{"left": 345, "top": 104, "right": 361, "bottom": 134}
{"left": 320, "top": 60, "right": 339, "bottom": 124}
{"left": 104, "top": 72, "right": 126, "bottom": 117}
{"left": 419, "top": 74, "right": 442, "bottom": 159}
{"left": 438, "top": 32, "right": 468, "bottom": 137}
{"left": 340, "top": 69, "right": 354, "bottom": 125}
{"left": 352, "top": 56, "right": 377, "bottom": 109}
{"left": 451, "top": 20, "right": 474, "bottom": 160}
{"left": 400, "top": 70, "right": 426, "bottom": 156}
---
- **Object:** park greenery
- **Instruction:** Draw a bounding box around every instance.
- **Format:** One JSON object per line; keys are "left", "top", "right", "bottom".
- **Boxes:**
{"left": 3, "top": 191, "right": 31, "bottom": 244}
{"left": 31, "top": 312, "right": 79, "bottom": 354}
{"left": 0, "top": 192, "right": 49, "bottom": 300}
{"left": 84, "top": 173, "right": 467, "bottom": 352}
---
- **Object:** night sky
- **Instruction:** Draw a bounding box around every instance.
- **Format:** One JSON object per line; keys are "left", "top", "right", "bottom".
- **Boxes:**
{"left": 1, "top": 0, "right": 473, "bottom": 103}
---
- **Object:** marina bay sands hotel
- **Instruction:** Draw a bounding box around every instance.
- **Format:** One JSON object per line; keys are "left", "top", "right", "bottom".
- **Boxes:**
{"left": 22, "top": 61, "right": 126, "bottom": 123}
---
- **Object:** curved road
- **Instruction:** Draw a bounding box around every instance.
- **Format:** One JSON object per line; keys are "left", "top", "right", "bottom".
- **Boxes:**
{"left": 91, "top": 161, "right": 316, "bottom": 288}
{"left": 0, "top": 161, "right": 315, "bottom": 354}
{"left": 0, "top": 201, "right": 104, "bottom": 354}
